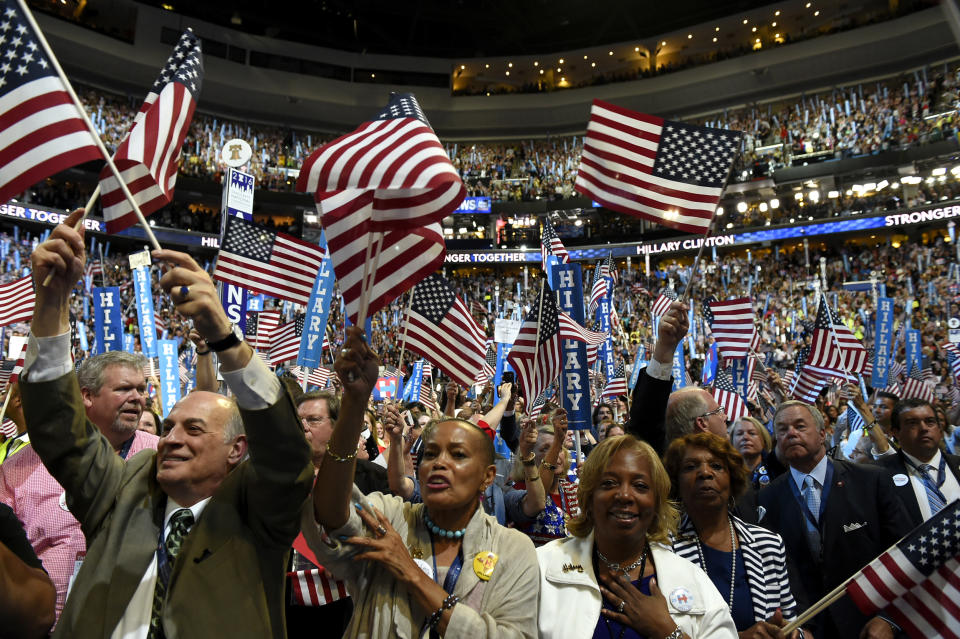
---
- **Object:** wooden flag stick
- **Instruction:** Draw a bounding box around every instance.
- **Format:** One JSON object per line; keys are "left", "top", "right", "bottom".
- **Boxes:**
{"left": 41, "top": 186, "right": 101, "bottom": 287}
{"left": 396, "top": 287, "right": 415, "bottom": 372}
{"left": 530, "top": 279, "right": 546, "bottom": 403}
{"left": 16, "top": 0, "right": 160, "bottom": 251}
{"left": 0, "top": 389, "right": 13, "bottom": 427}
{"left": 357, "top": 233, "right": 384, "bottom": 328}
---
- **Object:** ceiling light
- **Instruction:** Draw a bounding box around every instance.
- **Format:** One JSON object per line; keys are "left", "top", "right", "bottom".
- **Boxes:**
{"left": 737, "top": 201, "right": 748, "bottom": 213}
{"left": 716, "top": 206, "right": 724, "bottom": 216}
{"left": 539, "top": 69, "right": 544, "bottom": 74}
{"left": 634, "top": 46, "right": 640, "bottom": 51}
{"left": 661, "top": 41, "right": 666, "bottom": 46}
{"left": 533, "top": 61, "right": 539, "bottom": 66}
{"left": 772, "top": 21, "right": 777, "bottom": 26}
{"left": 828, "top": 190, "right": 839, "bottom": 198}
{"left": 687, "top": 34, "right": 693, "bottom": 39}
{"left": 591, "top": 62, "right": 596, "bottom": 67}
{"left": 505, "top": 71, "right": 510, "bottom": 76}
{"left": 460, "top": 64, "right": 465, "bottom": 70}
{"left": 752, "top": 26, "right": 757, "bottom": 32}
{"left": 794, "top": 192, "right": 804, "bottom": 200}
{"left": 557, "top": 67, "right": 561, "bottom": 72}
{"left": 715, "top": 26, "right": 720, "bottom": 31}
{"left": 743, "top": 18, "right": 749, "bottom": 24}
{"left": 775, "top": 10, "right": 781, "bottom": 15}
{"left": 876, "top": 179, "right": 889, "bottom": 190}
{"left": 933, "top": 167, "right": 947, "bottom": 175}
{"left": 759, "top": 202, "right": 768, "bottom": 212}
{"left": 485, "top": 63, "right": 489, "bottom": 69}
{"left": 713, "top": 37, "right": 718, "bottom": 42}
{"left": 770, "top": 198, "right": 779, "bottom": 209}
{"left": 808, "top": 190, "right": 820, "bottom": 202}
{"left": 583, "top": 54, "right": 588, "bottom": 59}
{"left": 508, "top": 62, "right": 513, "bottom": 67}
{"left": 814, "top": 10, "right": 819, "bottom": 15}
{"left": 559, "top": 58, "right": 564, "bottom": 63}
{"left": 608, "top": 51, "right": 613, "bottom": 55}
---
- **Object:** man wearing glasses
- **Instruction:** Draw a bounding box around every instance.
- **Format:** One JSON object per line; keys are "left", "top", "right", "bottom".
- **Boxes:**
{"left": 664, "top": 387, "right": 730, "bottom": 445}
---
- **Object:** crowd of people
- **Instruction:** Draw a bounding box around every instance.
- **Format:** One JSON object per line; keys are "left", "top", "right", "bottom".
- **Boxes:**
{"left": 0, "top": 193, "right": 958, "bottom": 637}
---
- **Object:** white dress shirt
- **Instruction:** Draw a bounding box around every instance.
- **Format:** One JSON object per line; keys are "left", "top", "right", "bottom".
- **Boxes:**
{"left": 902, "top": 449, "right": 960, "bottom": 521}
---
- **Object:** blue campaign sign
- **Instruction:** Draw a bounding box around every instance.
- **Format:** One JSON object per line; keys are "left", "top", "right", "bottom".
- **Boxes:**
{"left": 123, "top": 333, "right": 135, "bottom": 353}
{"left": 871, "top": 297, "right": 894, "bottom": 388}
{"left": 219, "top": 167, "right": 254, "bottom": 335}
{"left": 494, "top": 342, "right": 514, "bottom": 387}
{"left": 298, "top": 231, "right": 333, "bottom": 368}
{"left": 453, "top": 196, "right": 492, "bottom": 214}
{"left": 671, "top": 342, "right": 686, "bottom": 391}
{"left": 132, "top": 268, "right": 158, "bottom": 358}
{"left": 729, "top": 358, "right": 750, "bottom": 397}
{"left": 905, "top": 328, "right": 922, "bottom": 373}
{"left": 551, "top": 263, "right": 591, "bottom": 431}
{"left": 628, "top": 344, "right": 647, "bottom": 391}
{"left": 408, "top": 361, "right": 425, "bottom": 403}
{"left": 246, "top": 294, "right": 265, "bottom": 312}
{"left": 157, "top": 340, "right": 180, "bottom": 418}
{"left": 92, "top": 286, "right": 123, "bottom": 354}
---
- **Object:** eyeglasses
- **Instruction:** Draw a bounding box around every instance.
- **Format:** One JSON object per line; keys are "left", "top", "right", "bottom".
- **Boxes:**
{"left": 698, "top": 406, "right": 726, "bottom": 420}
{"left": 300, "top": 416, "right": 329, "bottom": 427}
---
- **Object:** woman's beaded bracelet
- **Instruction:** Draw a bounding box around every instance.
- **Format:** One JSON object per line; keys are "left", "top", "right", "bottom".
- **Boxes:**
{"left": 325, "top": 447, "right": 358, "bottom": 463}
{"left": 427, "top": 594, "right": 460, "bottom": 628}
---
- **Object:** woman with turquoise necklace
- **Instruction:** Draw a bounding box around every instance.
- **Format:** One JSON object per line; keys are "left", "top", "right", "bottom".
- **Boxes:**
{"left": 301, "top": 327, "right": 540, "bottom": 638}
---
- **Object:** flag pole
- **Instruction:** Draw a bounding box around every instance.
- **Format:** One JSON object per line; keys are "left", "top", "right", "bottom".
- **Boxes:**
{"left": 357, "top": 233, "right": 384, "bottom": 327}
{"left": 0, "top": 389, "right": 13, "bottom": 427}
{"left": 41, "top": 185, "right": 102, "bottom": 286}
{"left": 530, "top": 279, "right": 547, "bottom": 403}
{"left": 16, "top": 0, "right": 160, "bottom": 251}
{"left": 397, "top": 287, "right": 415, "bottom": 372}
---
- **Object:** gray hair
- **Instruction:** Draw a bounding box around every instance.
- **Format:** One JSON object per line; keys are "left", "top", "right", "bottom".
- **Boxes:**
{"left": 664, "top": 387, "right": 710, "bottom": 444}
{"left": 773, "top": 400, "right": 825, "bottom": 433}
{"left": 78, "top": 351, "right": 148, "bottom": 393}
{"left": 222, "top": 398, "right": 245, "bottom": 443}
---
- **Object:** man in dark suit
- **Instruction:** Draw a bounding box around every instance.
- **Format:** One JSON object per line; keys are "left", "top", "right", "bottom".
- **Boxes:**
{"left": 23, "top": 208, "right": 313, "bottom": 639}
{"left": 628, "top": 299, "right": 689, "bottom": 457}
{"left": 876, "top": 398, "right": 960, "bottom": 527}
{"left": 759, "top": 400, "right": 913, "bottom": 639}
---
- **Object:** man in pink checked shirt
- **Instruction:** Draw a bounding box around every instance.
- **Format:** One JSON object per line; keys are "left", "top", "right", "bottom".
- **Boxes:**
{"left": 0, "top": 351, "right": 158, "bottom": 624}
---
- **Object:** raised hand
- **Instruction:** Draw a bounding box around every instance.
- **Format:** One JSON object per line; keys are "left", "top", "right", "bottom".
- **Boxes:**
{"left": 153, "top": 249, "right": 228, "bottom": 342}
{"left": 335, "top": 327, "right": 380, "bottom": 399}
{"left": 653, "top": 301, "right": 690, "bottom": 364}
{"left": 382, "top": 403, "right": 404, "bottom": 446}
{"left": 30, "top": 208, "right": 86, "bottom": 336}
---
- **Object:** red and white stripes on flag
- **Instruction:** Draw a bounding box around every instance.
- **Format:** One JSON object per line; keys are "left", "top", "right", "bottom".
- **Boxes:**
{"left": 0, "top": 0, "right": 102, "bottom": 204}
{"left": 245, "top": 310, "right": 281, "bottom": 351}
{"left": 602, "top": 362, "right": 628, "bottom": 398}
{"left": 288, "top": 567, "right": 349, "bottom": 607}
{"left": 296, "top": 93, "right": 462, "bottom": 324}
{"left": 419, "top": 362, "right": 439, "bottom": 412}
{"left": 269, "top": 315, "right": 304, "bottom": 366}
{"left": 402, "top": 274, "right": 487, "bottom": 389}
{"left": 0, "top": 418, "right": 16, "bottom": 438}
{"left": 805, "top": 296, "right": 868, "bottom": 377}
{"left": 540, "top": 218, "right": 570, "bottom": 271}
{"left": 0, "top": 275, "right": 35, "bottom": 326}
{"left": 508, "top": 284, "right": 607, "bottom": 406}
{"left": 903, "top": 364, "right": 935, "bottom": 403}
{"left": 575, "top": 99, "right": 742, "bottom": 234}
{"left": 705, "top": 297, "right": 756, "bottom": 360}
{"left": 213, "top": 216, "right": 327, "bottom": 307}
{"left": 98, "top": 29, "right": 202, "bottom": 233}
{"left": 712, "top": 367, "right": 749, "bottom": 420}
{"left": 846, "top": 500, "right": 960, "bottom": 639}
{"left": 651, "top": 291, "right": 677, "bottom": 321}
{"left": 293, "top": 366, "right": 332, "bottom": 388}
{"left": 792, "top": 369, "right": 830, "bottom": 403}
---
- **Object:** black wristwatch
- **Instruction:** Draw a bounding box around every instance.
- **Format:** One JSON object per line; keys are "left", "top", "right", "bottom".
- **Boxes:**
{"left": 206, "top": 323, "right": 243, "bottom": 352}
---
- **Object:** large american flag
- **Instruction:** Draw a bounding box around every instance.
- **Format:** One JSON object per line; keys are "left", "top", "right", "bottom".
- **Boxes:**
{"left": 575, "top": 99, "right": 742, "bottom": 234}
{"left": 402, "top": 274, "right": 487, "bottom": 389}
{"left": 297, "top": 94, "right": 461, "bottom": 323}
{"left": 0, "top": 274, "right": 33, "bottom": 326}
{"left": 712, "top": 367, "right": 749, "bottom": 420}
{"left": 805, "top": 296, "right": 868, "bottom": 378}
{"left": 540, "top": 218, "right": 569, "bottom": 271}
{"left": 0, "top": 0, "right": 101, "bottom": 204}
{"left": 245, "top": 310, "right": 280, "bottom": 351}
{"left": 269, "top": 315, "right": 304, "bottom": 365}
{"left": 508, "top": 284, "right": 607, "bottom": 404}
{"left": 703, "top": 297, "right": 756, "bottom": 360}
{"left": 213, "top": 216, "right": 326, "bottom": 306}
{"left": 98, "top": 29, "right": 202, "bottom": 233}
{"left": 846, "top": 499, "right": 960, "bottom": 639}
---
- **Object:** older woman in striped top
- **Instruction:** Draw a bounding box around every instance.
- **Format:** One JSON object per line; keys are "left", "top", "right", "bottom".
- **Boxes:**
{"left": 664, "top": 433, "right": 810, "bottom": 639}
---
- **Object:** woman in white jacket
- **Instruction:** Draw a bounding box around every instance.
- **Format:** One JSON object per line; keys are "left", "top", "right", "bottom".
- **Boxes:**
{"left": 536, "top": 435, "right": 737, "bottom": 639}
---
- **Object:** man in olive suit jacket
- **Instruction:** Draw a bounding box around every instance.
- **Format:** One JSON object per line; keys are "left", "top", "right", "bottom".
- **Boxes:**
{"left": 23, "top": 209, "right": 313, "bottom": 638}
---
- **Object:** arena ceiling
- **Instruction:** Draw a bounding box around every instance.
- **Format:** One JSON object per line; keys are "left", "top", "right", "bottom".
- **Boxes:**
{"left": 138, "top": 0, "right": 778, "bottom": 58}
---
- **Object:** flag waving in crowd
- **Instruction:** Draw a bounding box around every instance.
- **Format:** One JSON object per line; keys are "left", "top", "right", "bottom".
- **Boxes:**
{"left": 98, "top": 29, "right": 202, "bottom": 233}
{"left": 702, "top": 296, "right": 756, "bottom": 360}
{"left": 540, "top": 218, "right": 569, "bottom": 272}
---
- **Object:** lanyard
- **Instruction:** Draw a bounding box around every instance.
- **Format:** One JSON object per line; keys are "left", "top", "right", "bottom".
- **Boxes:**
{"left": 118, "top": 434, "right": 134, "bottom": 460}
{"left": 429, "top": 539, "right": 464, "bottom": 594}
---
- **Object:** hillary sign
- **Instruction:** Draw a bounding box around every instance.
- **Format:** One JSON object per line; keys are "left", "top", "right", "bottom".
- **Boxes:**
{"left": 551, "top": 263, "right": 591, "bottom": 431}
{"left": 871, "top": 297, "right": 895, "bottom": 388}
{"left": 157, "top": 340, "right": 180, "bottom": 417}
{"left": 92, "top": 286, "right": 123, "bottom": 354}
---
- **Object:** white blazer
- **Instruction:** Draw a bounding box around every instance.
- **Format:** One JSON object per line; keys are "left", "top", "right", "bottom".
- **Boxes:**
{"left": 536, "top": 532, "right": 738, "bottom": 639}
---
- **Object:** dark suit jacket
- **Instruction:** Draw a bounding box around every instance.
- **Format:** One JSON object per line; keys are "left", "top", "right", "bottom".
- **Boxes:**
{"left": 22, "top": 372, "right": 313, "bottom": 639}
{"left": 758, "top": 458, "right": 912, "bottom": 639}
{"left": 627, "top": 368, "right": 672, "bottom": 457}
{"left": 875, "top": 449, "right": 960, "bottom": 528}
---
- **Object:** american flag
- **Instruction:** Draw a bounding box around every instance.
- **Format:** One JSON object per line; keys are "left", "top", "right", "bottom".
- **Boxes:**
{"left": 527, "top": 389, "right": 548, "bottom": 419}
{"left": 942, "top": 342, "right": 960, "bottom": 382}
{"left": 418, "top": 362, "right": 439, "bottom": 412}
{"left": 476, "top": 343, "right": 496, "bottom": 385}
{"left": 269, "top": 315, "right": 304, "bottom": 366}
{"left": 602, "top": 361, "right": 628, "bottom": 398}
{"left": 902, "top": 362, "right": 935, "bottom": 403}
{"left": 588, "top": 260, "right": 609, "bottom": 315}
{"left": 7, "top": 343, "right": 24, "bottom": 386}
{"left": 540, "top": 218, "right": 569, "bottom": 271}
{"left": 0, "top": 274, "right": 34, "bottom": 326}
{"left": 846, "top": 500, "right": 960, "bottom": 639}
{"left": 293, "top": 366, "right": 332, "bottom": 388}
{"left": 712, "top": 367, "right": 748, "bottom": 420}
{"left": 470, "top": 300, "right": 487, "bottom": 318}
{"left": 703, "top": 297, "right": 756, "bottom": 360}
{"left": 245, "top": 310, "right": 280, "bottom": 351}
{"left": 575, "top": 99, "right": 742, "bottom": 234}
{"left": 847, "top": 405, "right": 867, "bottom": 433}
{"left": 213, "top": 216, "right": 326, "bottom": 306}
{"left": 651, "top": 289, "right": 678, "bottom": 321}
{"left": 178, "top": 351, "right": 191, "bottom": 387}
{"left": 0, "top": 0, "right": 102, "bottom": 204}
{"left": 507, "top": 284, "right": 607, "bottom": 404}
{"left": 805, "top": 296, "right": 868, "bottom": 378}
{"left": 154, "top": 314, "right": 165, "bottom": 337}
{"left": 297, "top": 93, "right": 460, "bottom": 324}
{"left": 0, "top": 359, "right": 14, "bottom": 392}
{"left": 98, "top": 29, "right": 202, "bottom": 233}
{"left": 288, "top": 566, "right": 349, "bottom": 608}
{"left": 0, "top": 417, "right": 15, "bottom": 438}
{"left": 790, "top": 346, "right": 830, "bottom": 403}
{"left": 402, "top": 274, "right": 487, "bottom": 389}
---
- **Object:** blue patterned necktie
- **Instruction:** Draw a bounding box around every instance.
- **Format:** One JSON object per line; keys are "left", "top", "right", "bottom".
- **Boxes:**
{"left": 147, "top": 509, "right": 195, "bottom": 639}
{"left": 802, "top": 475, "right": 821, "bottom": 558}
{"left": 919, "top": 464, "right": 947, "bottom": 515}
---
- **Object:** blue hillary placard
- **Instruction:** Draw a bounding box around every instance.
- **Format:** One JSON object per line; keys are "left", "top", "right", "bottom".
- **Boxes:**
{"left": 551, "top": 263, "right": 591, "bottom": 431}
{"left": 298, "top": 231, "right": 333, "bottom": 368}
{"left": 871, "top": 297, "right": 894, "bottom": 388}
{"left": 123, "top": 333, "right": 135, "bottom": 353}
{"left": 132, "top": 267, "right": 158, "bottom": 358}
{"left": 157, "top": 339, "right": 180, "bottom": 418}
{"left": 407, "top": 360, "right": 425, "bottom": 403}
{"left": 628, "top": 344, "right": 647, "bottom": 391}
{"left": 93, "top": 286, "right": 123, "bottom": 354}
{"left": 671, "top": 342, "right": 686, "bottom": 391}
{"left": 905, "top": 328, "right": 922, "bottom": 374}
{"left": 729, "top": 357, "right": 750, "bottom": 398}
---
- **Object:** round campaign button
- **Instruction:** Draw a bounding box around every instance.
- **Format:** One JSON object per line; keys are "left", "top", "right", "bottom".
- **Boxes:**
{"left": 892, "top": 473, "right": 909, "bottom": 487}
{"left": 669, "top": 587, "right": 694, "bottom": 612}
